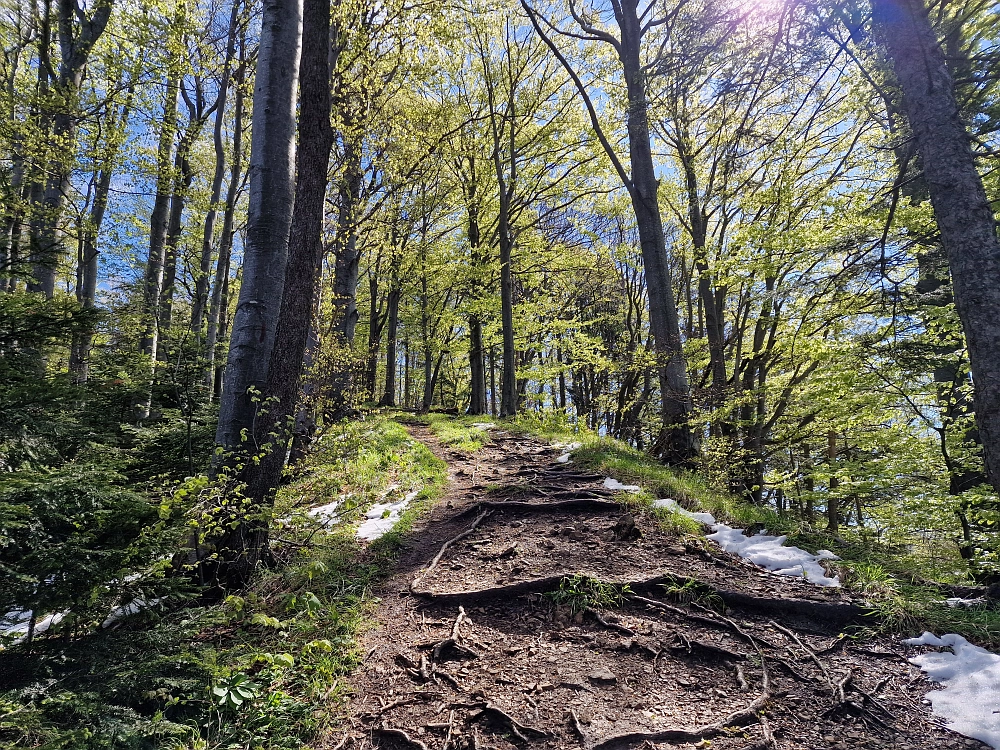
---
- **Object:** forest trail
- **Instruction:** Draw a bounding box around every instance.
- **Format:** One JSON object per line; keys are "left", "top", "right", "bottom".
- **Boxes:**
{"left": 331, "top": 425, "right": 983, "bottom": 750}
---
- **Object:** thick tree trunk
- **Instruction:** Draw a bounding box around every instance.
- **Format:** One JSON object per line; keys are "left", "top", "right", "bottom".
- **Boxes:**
{"left": 215, "top": 0, "right": 328, "bottom": 588}
{"left": 215, "top": 0, "right": 303, "bottom": 453}
{"left": 618, "top": 0, "right": 695, "bottom": 463}
{"left": 872, "top": 0, "right": 1000, "bottom": 495}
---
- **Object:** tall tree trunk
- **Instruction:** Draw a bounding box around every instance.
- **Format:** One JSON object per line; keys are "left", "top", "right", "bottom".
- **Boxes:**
{"left": 217, "top": 0, "right": 332, "bottom": 588}
{"left": 214, "top": 0, "right": 303, "bottom": 452}
{"left": 380, "top": 255, "right": 401, "bottom": 406}
{"left": 193, "top": 0, "right": 241, "bottom": 336}
{"left": 27, "top": 0, "right": 113, "bottom": 298}
{"left": 206, "top": 48, "right": 247, "bottom": 396}
{"left": 618, "top": 0, "right": 694, "bottom": 463}
{"left": 826, "top": 430, "right": 839, "bottom": 532}
{"left": 140, "top": 72, "right": 179, "bottom": 358}
{"left": 872, "top": 0, "right": 1000, "bottom": 495}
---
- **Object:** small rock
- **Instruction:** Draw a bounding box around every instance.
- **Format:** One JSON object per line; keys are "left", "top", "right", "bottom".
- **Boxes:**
{"left": 511, "top": 521, "right": 524, "bottom": 528}
{"left": 588, "top": 667, "right": 617, "bottom": 684}
{"left": 560, "top": 526, "right": 577, "bottom": 537}
{"left": 542, "top": 539, "right": 556, "bottom": 549}
{"left": 568, "top": 530, "right": 587, "bottom": 541}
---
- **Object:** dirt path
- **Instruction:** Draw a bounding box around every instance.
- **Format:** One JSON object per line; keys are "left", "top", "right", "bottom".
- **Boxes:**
{"left": 330, "top": 425, "right": 982, "bottom": 750}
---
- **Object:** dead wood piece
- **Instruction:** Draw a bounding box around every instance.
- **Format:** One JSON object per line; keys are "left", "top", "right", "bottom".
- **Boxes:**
{"left": 331, "top": 732, "right": 351, "bottom": 750}
{"left": 422, "top": 607, "right": 480, "bottom": 662}
{"left": 412, "top": 511, "right": 492, "bottom": 591}
{"left": 441, "top": 710, "right": 456, "bottom": 750}
{"left": 436, "top": 670, "right": 464, "bottom": 690}
{"left": 586, "top": 607, "right": 635, "bottom": 637}
{"left": 376, "top": 727, "right": 430, "bottom": 750}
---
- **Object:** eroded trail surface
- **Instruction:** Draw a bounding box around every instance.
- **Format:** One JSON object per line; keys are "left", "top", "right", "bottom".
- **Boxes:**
{"left": 336, "top": 426, "right": 982, "bottom": 750}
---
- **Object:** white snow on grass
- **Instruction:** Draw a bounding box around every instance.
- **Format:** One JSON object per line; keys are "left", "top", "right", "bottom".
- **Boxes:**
{"left": 470, "top": 422, "right": 495, "bottom": 430}
{"left": 554, "top": 441, "right": 582, "bottom": 464}
{"left": 653, "top": 498, "right": 718, "bottom": 525}
{"left": 1, "top": 610, "right": 67, "bottom": 644}
{"left": 102, "top": 598, "right": 163, "bottom": 629}
{"left": 356, "top": 490, "right": 420, "bottom": 541}
{"left": 904, "top": 632, "right": 1000, "bottom": 748}
{"left": 603, "top": 477, "right": 641, "bottom": 493}
{"left": 945, "top": 597, "right": 987, "bottom": 608}
{"left": 654, "top": 498, "right": 840, "bottom": 587}
{"left": 307, "top": 497, "right": 345, "bottom": 524}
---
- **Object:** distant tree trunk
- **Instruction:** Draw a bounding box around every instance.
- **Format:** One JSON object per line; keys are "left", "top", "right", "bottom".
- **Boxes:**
{"left": 826, "top": 430, "right": 839, "bottom": 532}
{"left": 140, "top": 72, "right": 179, "bottom": 359}
{"left": 27, "top": 0, "right": 114, "bottom": 298}
{"left": 206, "top": 46, "right": 247, "bottom": 396}
{"left": 218, "top": 0, "right": 332, "bottom": 588}
{"left": 192, "top": 0, "right": 241, "bottom": 337}
{"left": 872, "top": 0, "right": 1000, "bottom": 496}
{"left": 214, "top": 0, "right": 302, "bottom": 453}
{"left": 380, "top": 253, "right": 401, "bottom": 406}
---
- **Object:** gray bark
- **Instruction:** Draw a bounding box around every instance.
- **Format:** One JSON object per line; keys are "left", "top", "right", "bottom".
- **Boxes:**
{"left": 215, "top": 0, "right": 302, "bottom": 452}
{"left": 872, "top": 0, "right": 1000, "bottom": 495}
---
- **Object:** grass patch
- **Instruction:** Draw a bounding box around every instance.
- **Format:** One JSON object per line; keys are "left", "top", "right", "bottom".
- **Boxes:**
{"left": 398, "top": 412, "right": 493, "bottom": 453}
{"left": 0, "top": 412, "right": 448, "bottom": 750}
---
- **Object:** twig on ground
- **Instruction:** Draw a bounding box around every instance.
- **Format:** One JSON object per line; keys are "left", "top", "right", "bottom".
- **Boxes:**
{"left": 568, "top": 709, "right": 587, "bottom": 741}
{"left": 412, "top": 512, "right": 492, "bottom": 591}
{"left": 770, "top": 620, "right": 834, "bottom": 693}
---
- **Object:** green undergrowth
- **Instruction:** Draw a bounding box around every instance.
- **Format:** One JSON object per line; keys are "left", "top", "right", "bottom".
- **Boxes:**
{"left": 0, "top": 413, "right": 447, "bottom": 750}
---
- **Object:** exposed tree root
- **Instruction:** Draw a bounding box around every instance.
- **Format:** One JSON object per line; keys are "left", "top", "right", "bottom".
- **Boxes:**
{"left": 589, "top": 680, "right": 770, "bottom": 750}
{"left": 460, "top": 499, "right": 623, "bottom": 517}
{"left": 411, "top": 512, "right": 492, "bottom": 592}
{"left": 469, "top": 702, "right": 550, "bottom": 742}
{"left": 420, "top": 607, "right": 480, "bottom": 661}
{"left": 586, "top": 607, "right": 635, "bottom": 637}
{"left": 376, "top": 726, "right": 430, "bottom": 750}
{"left": 414, "top": 573, "right": 865, "bottom": 630}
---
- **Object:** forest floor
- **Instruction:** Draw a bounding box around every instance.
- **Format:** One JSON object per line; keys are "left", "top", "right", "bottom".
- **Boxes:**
{"left": 321, "top": 423, "right": 985, "bottom": 750}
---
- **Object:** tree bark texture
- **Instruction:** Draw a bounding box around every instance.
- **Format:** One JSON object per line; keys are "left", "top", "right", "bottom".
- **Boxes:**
{"left": 872, "top": 0, "right": 1000, "bottom": 495}
{"left": 215, "top": 0, "right": 302, "bottom": 453}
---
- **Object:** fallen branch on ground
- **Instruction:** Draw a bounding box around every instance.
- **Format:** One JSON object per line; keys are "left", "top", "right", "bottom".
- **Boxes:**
{"left": 411, "top": 511, "right": 492, "bottom": 592}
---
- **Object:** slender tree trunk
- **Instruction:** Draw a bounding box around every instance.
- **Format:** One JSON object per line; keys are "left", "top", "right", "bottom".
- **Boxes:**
{"left": 871, "top": 0, "right": 1000, "bottom": 495}
{"left": 206, "top": 50, "right": 247, "bottom": 395}
{"left": 27, "top": 0, "right": 113, "bottom": 298}
{"left": 193, "top": 0, "right": 240, "bottom": 336}
{"left": 827, "top": 430, "right": 839, "bottom": 532}
{"left": 215, "top": 0, "right": 303, "bottom": 453}
{"left": 380, "top": 257, "right": 401, "bottom": 406}
{"left": 140, "top": 72, "right": 179, "bottom": 358}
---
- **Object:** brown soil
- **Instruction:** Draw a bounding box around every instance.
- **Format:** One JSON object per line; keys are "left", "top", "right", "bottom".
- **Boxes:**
{"left": 325, "top": 425, "right": 983, "bottom": 750}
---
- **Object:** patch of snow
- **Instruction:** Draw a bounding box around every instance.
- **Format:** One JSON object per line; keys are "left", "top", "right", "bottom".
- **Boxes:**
{"left": 1, "top": 610, "right": 67, "bottom": 644}
{"left": 308, "top": 499, "right": 344, "bottom": 524}
{"left": 653, "top": 499, "right": 839, "bottom": 587}
{"left": 356, "top": 490, "right": 420, "bottom": 541}
{"left": 603, "top": 477, "right": 641, "bottom": 493}
{"left": 945, "top": 597, "right": 986, "bottom": 608}
{"left": 903, "top": 632, "right": 1000, "bottom": 748}
{"left": 653, "top": 498, "right": 718, "bottom": 526}
{"left": 470, "top": 422, "right": 495, "bottom": 430}
{"left": 102, "top": 598, "right": 163, "bottom": 629}
{"left": 555, "top": 441, "right": 582, "bottom": 464}
{"left": 707, "top": 525, "right": 840, "bottom": 587}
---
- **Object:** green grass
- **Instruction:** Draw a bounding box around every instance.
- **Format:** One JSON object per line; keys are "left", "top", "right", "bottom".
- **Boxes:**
{"left": 398, "top": 412, "right": 493, "bottom": 453}
{"left": 0, "top": 412, "right": 448, "bottom": 750}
